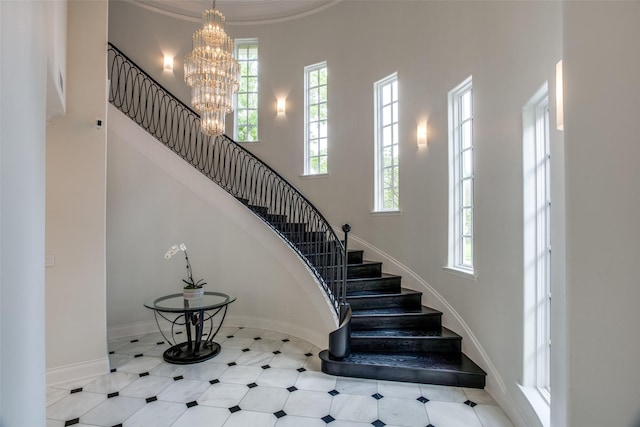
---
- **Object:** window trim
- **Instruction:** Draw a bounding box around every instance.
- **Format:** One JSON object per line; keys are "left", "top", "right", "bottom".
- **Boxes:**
{"left": 234, "top": 38, "right": 259, "bottom": 143}
{"left": 447, "top": 76, "right": 474, "bottom": 275}
{"left": 303, "top": 61, "right": 328, "bottom": 175}
{"left": 373, "top": 72, "right": 400, "bottom": 212}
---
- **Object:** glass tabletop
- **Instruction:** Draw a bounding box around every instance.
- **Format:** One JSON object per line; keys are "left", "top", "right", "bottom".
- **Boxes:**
{"left": 144, "top": 292, "right": 236, "bottom": 313}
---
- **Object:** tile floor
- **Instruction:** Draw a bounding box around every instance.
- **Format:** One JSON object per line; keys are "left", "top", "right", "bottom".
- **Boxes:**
{"left": 46, "top": 326, "right": 514, "bottom": 427}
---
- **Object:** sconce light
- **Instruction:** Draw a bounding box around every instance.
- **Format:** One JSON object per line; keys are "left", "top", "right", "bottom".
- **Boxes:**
{"left": 163, "top": 54, "right": 174, "bottom": 72}
{"left": 277, "top": 98, "right": 286, "bottom": 115}
{"left": 417, "top": 123, "right": 428, "bottom": 146}
{"left": 556, "top": 60, "right": 564, "bottom": 131}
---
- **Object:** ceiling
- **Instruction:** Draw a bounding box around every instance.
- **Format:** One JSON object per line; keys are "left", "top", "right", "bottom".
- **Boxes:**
{"left": 131, "top": 0, "right": 341, "bottom": 24}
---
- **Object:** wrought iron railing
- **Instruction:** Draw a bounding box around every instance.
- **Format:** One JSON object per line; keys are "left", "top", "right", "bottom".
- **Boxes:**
{"left": 107, "top": 43, "right": 348, "bottom": 316}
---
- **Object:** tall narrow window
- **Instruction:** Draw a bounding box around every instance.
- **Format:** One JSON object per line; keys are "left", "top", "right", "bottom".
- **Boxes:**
{"left": 374, "top": 73, "right": 399, "bottom": 211}
{"left": 523, "top": 85, "right": 551, "bottom": 399}
{"left": 304, "top": 62, "right": 328, "bottom": 175}
{"left": 447, "top": 77, "right": 474, "bottom": 274}
{"left": 234, "top": 39, "right": 259, "bottom": 142}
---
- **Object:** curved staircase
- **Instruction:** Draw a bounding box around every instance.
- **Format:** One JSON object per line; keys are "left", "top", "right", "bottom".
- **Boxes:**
{"left": 320, "top": 249, "right": 486, "bottom": 389}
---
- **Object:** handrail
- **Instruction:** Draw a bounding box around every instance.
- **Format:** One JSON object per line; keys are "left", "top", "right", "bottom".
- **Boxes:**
{"left": 107, "top": 43, "right": 347, "bottom": 315}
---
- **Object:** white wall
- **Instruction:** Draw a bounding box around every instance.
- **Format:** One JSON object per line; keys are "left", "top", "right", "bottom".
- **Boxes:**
{"left": 0, "top": 2, "right": 47, "bottom": 426}
{"left": 563, "top": 3, "right": 640, "bottom": 426}
{"left": 45, "top": 0, "right": 109, "bottom": 382}
{"left": 108, "top": 2, "right": 563, "bottom": 425}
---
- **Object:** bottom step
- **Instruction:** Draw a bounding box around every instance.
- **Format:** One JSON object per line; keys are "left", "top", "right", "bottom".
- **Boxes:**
{"left": 319, "top": 350, "right": 486, "bottom": 389}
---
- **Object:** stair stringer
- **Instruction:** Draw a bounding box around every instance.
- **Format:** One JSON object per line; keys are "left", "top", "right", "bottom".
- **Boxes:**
{"left": 334, "top": 227, "right": 530, "bottom": 427}
{"left": 108, "top": 104, "right": 339, "bottom": 348}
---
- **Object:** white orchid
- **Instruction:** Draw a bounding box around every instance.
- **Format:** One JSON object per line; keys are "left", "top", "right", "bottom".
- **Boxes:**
{"left": 163, "top": 243, "right": 206, "bottom": 289}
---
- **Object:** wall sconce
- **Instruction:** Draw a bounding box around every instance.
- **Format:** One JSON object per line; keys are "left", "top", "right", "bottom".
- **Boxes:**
{"left": 163, "top": 54, "right": 174, "bottom": 72}
{"left": 277, "top": 98, "right": 286, "bottom": 115}
{"left": 417, "top": 123, "right": 428, "bottom": 146}
{"left": 556, "top": 60, "right": 564, "bottom": 131}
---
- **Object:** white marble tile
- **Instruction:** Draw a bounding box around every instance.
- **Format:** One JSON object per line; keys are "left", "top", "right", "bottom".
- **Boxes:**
{"left": 377, "top": 380, "right": 422, "bottom": 399}
{"left": 46, "top": 419, "right": 65, "bottom": 427}
{"left": 109, "top": 353, "right": 135, "bottom": 369}
{"left": 157, "top": 378, "right": 210, "bottom": 403}
{"left": 463, "top": 387, "right": 497, "bottom": 405}
{"left": 260, "top": 330, "right": 290, "bottom": 341}
{"left": 275, "top": 415, "right": 326, "bottom": 427}
{"left": 419, "top": 384, "right": 467, "bottom": 402}
{"left": 239, "top": 386, "right": 290, "bottom": 413}
{"left": 116, "top": 341, "right": 156, "bottom": 355}
{"left": 83, "top": 371, "right": 139, "bottom": 394}
{"left": 143, "top": 343, "right": 173, "bottom": 358}
{"left": 269, "top": 353, "right": 307, "bottom": 369}
{"left": 329, "top": 421, "right": 375, "bottom": 427}
{"left": 233, "top": 327, "right": 266, "bottom": 338}
{"left": 46, "top": 391, "right": 107, "bottom": 421}
{"left": 49, "top": 376, "right": 100, "bottom": 391}
{"left": 235, "top": 350, "right": 274, "bottom": 367}
{"left": 280, "top": 341, "right": 313, "bottom": 355}
{"left": 171, "top": 405, "right": 230, "bottom": 427}
{"left": 295, "top": 370, "right": 337, "bottom": 392}
{"left": 122, "top": 400, "right": 186, "bottom": 427}
{"left": 198, "top": 382, "right": 249, "bottom": 408}
{"left": 137, "top": 331, "right": 170, "bottom": 343}
{"left": 149, "top": 362, "right": 191, "bottom": 378}
{"left": 335, "top": 377, "right": 378, "bottom": 396}
{"left": 256, "top": 367, "right": 300, "bottom": 388}
{"left": 223, "top": 337, "right": 256, "bottom": 349}
{"left": 250, "top": 338, "right": 284, "bottom": 353}
{"left": 80, "top": 396, "right": 146, "bottom": 426}
{"left": 117, "top": 356, "right": 163, "bottom": 375}
{"left": 181, "top": 361, "right": 228, "bottom": 381}
{"left": 216, "top": 326, "right": 240, "bottom": 337}
{"left": 378, "top": 396, "right": 430, "bottom": 427}
{"left": 223, "top": 410, "right": 277, "bottom": 427}
{"left": 425, "top": 401, "right": 483, "bottom": 427}
{"left": 119, "top": 375, "right": 173, "bottom": 399}
{"left": 303, "top": 355, "right": 322, "bottom": 372}
{"left": 207, "top": 348, "right": 242, "bottom": 364}
{"left": 218, "top": 365, "right": 263, "bottom": 384}
{"left": 46, "top": 387, "right": 70, "bottom": 407}
{"left": 283, "top": 390, "right": 333, "bottom": 418}
{"left": 107, "top": 339, "right": 131, "bottom": 352}
{"left": 475, "top": 404, "right": 515, "bottom": 427}
{"left": 330, "top": 393, "right": 378, "bottom": 423}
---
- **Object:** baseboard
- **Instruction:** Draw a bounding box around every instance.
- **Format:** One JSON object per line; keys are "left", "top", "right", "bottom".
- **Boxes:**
{"left": 46, "top": 357, "right": 110, "bottom": 387}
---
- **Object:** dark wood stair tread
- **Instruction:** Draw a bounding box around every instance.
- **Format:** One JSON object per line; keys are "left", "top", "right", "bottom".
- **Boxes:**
{"left": 347, "top": 287, "right": 419, "bottom": 298}
{"left": 352, "top": 306, "right": 441, "bottom": 317}
{"left": 351, "top": 326, "right": 460, "bottom": 339}
{"left": 347, "top": 273, "right": 401, "bottom": 283}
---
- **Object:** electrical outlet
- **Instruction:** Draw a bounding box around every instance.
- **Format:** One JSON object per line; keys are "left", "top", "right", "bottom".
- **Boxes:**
{"left": 45, "top": 255, "right": 55, "bottom": 267}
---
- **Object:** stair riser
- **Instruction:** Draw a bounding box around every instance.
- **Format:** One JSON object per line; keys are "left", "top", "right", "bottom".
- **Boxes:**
{"left": 348, "top": 250, "right": 364, "bottom": 264}
{"left": 283, "top": 231, "right": 327, "bottom": 243}
{"left": 350, "top": 337, "right": 461, "bottom": 354}
{"left": 348, "top": 293, "right": 421, "bottom": 310}
{"left": 347, "top": 263, "right": 383, "bottom": 279}
{"left": 351, "top": 313, "right": 442, "bottom": 330}
{"left": 347, "top": 277, "right": 402, "bottom": 294}
{"left": 321, "top": 358, "right": 485, "bottom": 389}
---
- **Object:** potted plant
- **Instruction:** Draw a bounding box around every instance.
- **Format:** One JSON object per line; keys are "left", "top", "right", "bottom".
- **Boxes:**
{"left": 164, "top": 243, "right": 207, "bottom": 299}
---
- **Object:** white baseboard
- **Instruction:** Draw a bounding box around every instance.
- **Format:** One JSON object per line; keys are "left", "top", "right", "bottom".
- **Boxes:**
{"left": 46, "top": 357, "right": 110, "bottom": 387}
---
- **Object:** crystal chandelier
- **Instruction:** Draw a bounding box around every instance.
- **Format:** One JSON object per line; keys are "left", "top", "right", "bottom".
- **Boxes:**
{"left": 184, "top": 3, "right": 240, "bottom": 136}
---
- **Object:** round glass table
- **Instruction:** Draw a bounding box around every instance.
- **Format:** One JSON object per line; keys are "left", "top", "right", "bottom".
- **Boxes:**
{"left": 144, "top": 292, "right": 236, "bottom": 364}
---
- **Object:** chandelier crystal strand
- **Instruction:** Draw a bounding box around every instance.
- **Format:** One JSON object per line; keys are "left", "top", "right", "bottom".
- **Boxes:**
{"left": 184, "top": 4, "right": 240, "bottom": 136}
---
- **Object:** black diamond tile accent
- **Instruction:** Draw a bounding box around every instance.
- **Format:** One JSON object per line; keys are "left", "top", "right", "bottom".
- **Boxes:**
{"left": 139, "top": 372, "right": 150, "bottom": 377}
{"left": 210, "top": 379, "right": 220, "bottom": 385}
{"left": 328, "top": 389, "right": 339, "bottom": 396}
{"left": 426, "top": 425, "right": 435, "bottom": 427}
{"left": 322, "top": 415, "right": 335, "bottom": 423}
{"left": 242, "top": 348, "right": 251, "bottom": 352}
{"left": 372, "top": 420, "right": 386, "bottom": 427}
{"left": 304, "top": 352, "right": 313, "bottom": 357}
{"left": 227, "top": 335, "right": 234, "bottom": 339}
{"left": 173, "top": 375, "right": 184, "bottom": 381}
{"left": 417, "top": 396, "right": 429, "bottom": 403}
{"left": 111, "top": 424, "right": 123, "bottom": 427}
{"left": 282, "top": 339, "right": 290, "bottom": 342}
{"left": 64, "top": 419, "right": 79, "bottom": 426}
{"left": 287, "top": 386, "right": 298, "bottom": 392}
{"left": 273, "top": 351, "right": 281, "bottom": 355}
{"left": 176, "top": 331, "right": 183, "bottom": 335}
{"left": 296, "top": 368, "right": 306, "bottom": 373}
{"left": 372, "top": 393, "right": 384, "bottom": 400}
{"left": 134, "top": 353, "right": 144, "bottom": 358}
{"left": 274, "top": 410, "right": 287, "bottom": 418}
{"left": 186, "top": 401, "right": 198, "bottom": 408}
{"left": 464, "top": 400, "right": 477, "bottom": 408}
{"left": 146, "top": 396, "right": 158, "bottom": 403}
{"left": 110, "top": 368, "right": 117, "bottom": 373}
{"left": 70, "top": 388, "right": 83, "bottom": 394}
{"left": 238, "top": 326, "right": 244, "bottom": 329}
{"left": 261, "top": 365, "right": 271, "bottom": 370}
{"left": 229, "top": 405, "right": 242, "bottom": 413}
{"left": 228, "top": 362, "right": 237, "bottom": 367}
{"left": 130, "top": 339, "right": 139, "bottom": 343}
{"left": 109, "top": 351, "right": 115, "bottom": 355}
{"left": 156, "top": 341, "right": 165, "bottom": 345}
{"left": 247, "top": 383, "right": 258, "bottom": 388}
{"left": 108, "top": 392, "right": 119, "bottom": 399}
{"left": 254, "top": 337, "right": 262, "bottom": 340}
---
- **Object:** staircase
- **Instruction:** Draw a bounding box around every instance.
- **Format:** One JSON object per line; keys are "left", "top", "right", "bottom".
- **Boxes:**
{"left": 319, "top": 249, "right": 486, "bottom": 388}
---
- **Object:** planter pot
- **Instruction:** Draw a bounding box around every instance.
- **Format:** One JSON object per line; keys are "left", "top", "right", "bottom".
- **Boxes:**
{"left": 183, "top": 287, "right": 204, "bottom": 299}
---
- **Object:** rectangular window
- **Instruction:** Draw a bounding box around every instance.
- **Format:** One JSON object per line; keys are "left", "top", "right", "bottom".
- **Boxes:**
{"left": 447, "top": 77, "right": 474, "bottom": 274}
{"left": 304, "top": 62, "right": 328, "bottom": 175}
{"left": 374, "top": 73, "right": 399, "bottom": 211}
{"left": 234, "top": 39, "right": 259, "bottom": 142}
